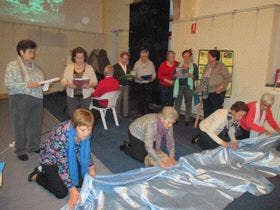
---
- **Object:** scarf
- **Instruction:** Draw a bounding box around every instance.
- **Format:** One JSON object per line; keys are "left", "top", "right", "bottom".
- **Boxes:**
{"left": 67, "top": 124, "right": 91, "bottom": 186}
{"left": 156, "top": 116, "right": 172, "bottom": 152}
{"left": 250, "top": 102, "right": 266, "bottom": 138}
{"left": 173, "top": 61, "right": 194, "bottom": 98}
{"left": 17, "top": 56, "right": 32, "bottom": 82}
{"left": 221, "top": 112, "right": 239, "bottom": 137}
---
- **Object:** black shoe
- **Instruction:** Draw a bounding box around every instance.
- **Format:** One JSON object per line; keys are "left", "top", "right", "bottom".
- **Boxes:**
{"left": 18, "top": 154, "right": 28, "bottom": 161}
{"left": 28, "top": 167, "right": 40, "bottom": 182}
{"left": 120, "top": 145, "right": 125, "bottom": 151}
{"left": 184, "top": 121, "right": 190, "bottom": 126}
{"left": 33, "top": 149, "right": 40, "bottom": 154}
{"left": 191, "top": 135, "right": 200, "bottom": 144}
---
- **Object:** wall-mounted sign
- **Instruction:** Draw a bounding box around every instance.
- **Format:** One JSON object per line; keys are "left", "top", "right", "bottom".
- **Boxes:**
{"left": 191, "top": 23, "right": 196, "bottom": 34}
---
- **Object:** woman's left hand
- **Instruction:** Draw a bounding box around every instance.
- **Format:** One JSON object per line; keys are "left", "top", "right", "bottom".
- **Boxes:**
{"left": 88, "top": 166, "right": 96, "bottom": 178}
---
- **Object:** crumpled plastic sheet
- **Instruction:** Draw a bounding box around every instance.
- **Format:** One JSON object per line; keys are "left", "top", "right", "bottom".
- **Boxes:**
{"left": 61, "top": 135, "right": 280, "bottom": 210}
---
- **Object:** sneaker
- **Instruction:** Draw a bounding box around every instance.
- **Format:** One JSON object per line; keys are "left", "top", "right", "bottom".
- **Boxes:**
{"left": 28, "top": 166, "right": 41, "bottom": 182}
{"left": 17, "top": 154, "right": 28, "bottom": 161}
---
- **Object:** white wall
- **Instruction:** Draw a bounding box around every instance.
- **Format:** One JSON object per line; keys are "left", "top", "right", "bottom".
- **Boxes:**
{"left": 172, "top": 2, "right": 280, "bottom": 110}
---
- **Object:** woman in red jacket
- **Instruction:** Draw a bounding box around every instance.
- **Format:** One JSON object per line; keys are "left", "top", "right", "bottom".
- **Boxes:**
{"left": 239, "top": 93, "right": 280, "bottom": 139}
{"left": 158, "top": 51, "right": 179, "bottom": 106}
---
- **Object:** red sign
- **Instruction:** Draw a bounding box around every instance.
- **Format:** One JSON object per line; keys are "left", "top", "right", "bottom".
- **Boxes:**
{"left": 191, "top": 23, "right": 196, "bottom": 34}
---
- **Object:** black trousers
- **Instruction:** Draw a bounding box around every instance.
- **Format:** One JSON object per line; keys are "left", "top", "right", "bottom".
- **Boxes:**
{"left": 135, "top": 82, "right": 153, "bottom": 115}
{"left": 36, "top": 165, "right": 83, "bottom": 199}
{"left": 196, "top": 128, "right": 230, "bottom": 150}
{"left": 160, "top": 84, "right": 174, "bottom": 107}
{"left": 202, "top": 91, "right": 226, "bottom": 118}
{"left": 124, "top": 130, "right": 148, "bottom": 162}
{"left": 236, "top": 127, "right": 250, "bottom": 140}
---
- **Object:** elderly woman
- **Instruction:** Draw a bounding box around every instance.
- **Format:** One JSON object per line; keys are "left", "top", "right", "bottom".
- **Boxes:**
{"left": 61, "top": 47, "right": 98, "bottom": 118}
{"left": 120, "top": 106, "right": 178, "bottom": 168}
{"left": 192, "top": 101, "right": 248, "bottom": 150}
{"left": 174, "top": 49, "right": 199, "bottom": 126}
{"left": 5, "top": 40, "right": 45, "bottom": 161}
{"left": 239, "top": 93, "right": 280, "bottom": 139}
{"left": 133, "top": 49, "right": 156, "bottom": 115}
{"left": 158, "top": 50, "right": 179, "bottom": 106}
{"left": 196, "top": 50, "right": 230, "bottom": 118}
{"left": 28, "top": 109, "right": 96, "bottom": 209}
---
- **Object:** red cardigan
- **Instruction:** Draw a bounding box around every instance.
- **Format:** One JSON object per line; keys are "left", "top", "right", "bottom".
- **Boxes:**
{"left": 158, "top": 61, "right": 179, "bottom": 87}
{"left": 92, "top": 76, "right": 120, "bottom": 107}
{"left": 240, "top": 101, "right": 279, "bottom": 133}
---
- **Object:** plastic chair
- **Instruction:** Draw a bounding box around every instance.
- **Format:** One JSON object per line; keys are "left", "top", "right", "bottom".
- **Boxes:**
{"left": 89, "top": 90, "right": 121, "bottom": 130}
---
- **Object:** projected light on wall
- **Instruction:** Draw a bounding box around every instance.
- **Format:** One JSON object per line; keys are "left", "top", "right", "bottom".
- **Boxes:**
{"left": 0, "top": 0, "right": 65, "bottom": 25}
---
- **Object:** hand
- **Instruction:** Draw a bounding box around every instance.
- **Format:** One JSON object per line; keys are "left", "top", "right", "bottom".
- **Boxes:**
{"left": 215, "top": 85, "right": 224, "bottom": 94}
{"left": 221, "top": 141, "right": 229, "bottom": 148}
{"left": 164, "top": 79, "right": 174, "bottom": 85}
{"left": 168, "top": 156, "right": 177, "bottom": 165}
{"left": 88, "top": 166, "right": 96, "bottom": 178}
{"left": 182, "top": 63, "right": 189, "bottom": 69}
{"left": 264, "top": 129, "right": 272, "bottom": 136}
{"left": 230, "top": 141, "right": 238, "bottom": 150}
{"left": 186, "top": 72, "right": 193, "bottom": 79}
{"left": 160, "top": 161, "right": 170, "bottom": 168}
{"left": 26, "top": 81, "right": 40, "bottom": 88}
{"left": 67, "top": 82, "right": 76, "bottom": 88}
{"left": 68, "top": 187, "right": 81, "bottom": 210}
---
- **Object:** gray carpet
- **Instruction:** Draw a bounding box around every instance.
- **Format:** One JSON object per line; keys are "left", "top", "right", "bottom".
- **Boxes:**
{"left": 0, "top": 99, "right": 111, "bottom": 210}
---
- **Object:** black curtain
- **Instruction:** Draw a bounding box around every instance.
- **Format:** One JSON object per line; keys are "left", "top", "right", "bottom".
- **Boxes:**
{"left": 129, "top": 0, "right": 170, "bottom": 69}
{"left": 129, "top": 0, "right": 170, "bottom": 106}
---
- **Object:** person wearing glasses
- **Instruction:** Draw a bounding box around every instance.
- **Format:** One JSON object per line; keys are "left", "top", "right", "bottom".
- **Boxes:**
{"left": 120, "top": 106, "right": 178, "bottom": 168}
{"left": 239, "top": 93, "right": 280, "bottom": 139}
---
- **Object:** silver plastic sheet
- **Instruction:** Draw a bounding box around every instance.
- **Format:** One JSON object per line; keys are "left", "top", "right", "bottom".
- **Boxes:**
{"left": 61, "top": 135, "right": 280, "bottom": 210}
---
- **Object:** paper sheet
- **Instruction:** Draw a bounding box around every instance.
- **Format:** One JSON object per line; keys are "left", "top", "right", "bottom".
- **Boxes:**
{"left": 39, "top": 77, "right": 60, "bottom": 92}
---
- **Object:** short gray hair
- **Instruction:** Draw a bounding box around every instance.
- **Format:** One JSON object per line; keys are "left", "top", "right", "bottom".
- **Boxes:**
{"left": 261, "top": 93, "right": 275, "bottom": 105}
{"left": 160, "top": 106, "right": 178, "bottom": 121}
{"left": 104, "top": 65, "right": 114, "bottom": 76}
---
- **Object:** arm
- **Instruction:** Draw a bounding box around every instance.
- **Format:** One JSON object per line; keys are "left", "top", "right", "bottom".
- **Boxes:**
{"left": 88, "top": 65, "right": 98, "bottom": 87}
{"left": 92, "top": 80, "right": 104, "bottom": 97}
{"left": 245, "top": 105, "right": 266, "bottom": 133}
{"left": 266, "top": 107, "right": 280, "bottom": 130}
{"left": 193, "top": 63, "right": 199, "bottom": 81}
{"left": 5, "top": 63, "right": 28, "bottom": 91}
{"left": 167, "top": 128, "right": 175, "bottom": 157}
{"left": 204, "top": 111, "right": 227, "bottom": 145}
{"left": 220, "top": 64, "right": 230, "bottom": 91}
{"left": 144, "top": 126, "right": 161, "bottom": 166}
{"left": 61, "top": 65, "right": 75, "bottom": 88}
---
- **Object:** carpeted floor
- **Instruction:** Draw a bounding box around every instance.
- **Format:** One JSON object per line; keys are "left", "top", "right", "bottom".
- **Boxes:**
{"left": 1, "top": 92, "right": 277, "bottom": 209}
{"left": 43, "top": 91, "right": 280, "bottom": 209}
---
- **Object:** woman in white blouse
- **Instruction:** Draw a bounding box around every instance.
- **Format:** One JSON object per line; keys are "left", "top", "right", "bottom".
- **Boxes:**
{"left": 192, "top": 101, "right": 248, "bottom": 150}
{"left": 61, "top": 47, "right": 97, "bottom": 118}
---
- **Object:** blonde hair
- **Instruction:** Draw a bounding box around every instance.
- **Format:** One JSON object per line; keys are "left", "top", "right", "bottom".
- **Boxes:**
{"left": 71, "top": 109, "right": 94, "bottom": 128}
{"left": 160, "top": 106, "right": 179, "bottom": 121}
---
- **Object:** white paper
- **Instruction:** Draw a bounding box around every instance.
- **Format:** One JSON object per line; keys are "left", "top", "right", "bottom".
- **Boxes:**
{"left": 39, "top": 77, "right": 60, "bottom": 85}
{"left": 42, "top": 83, "right": 50, "bottom": 92}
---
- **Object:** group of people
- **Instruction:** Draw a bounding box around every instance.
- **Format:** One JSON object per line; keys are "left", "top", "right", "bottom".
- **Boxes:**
{"left": 4, "top": 39, "right": 280, "bottom": 209}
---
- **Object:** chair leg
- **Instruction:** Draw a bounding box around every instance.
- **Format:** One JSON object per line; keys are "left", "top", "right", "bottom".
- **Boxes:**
{"left": 100, "top": 109, "right": 108, "bottom": 130}
{"left": 112, "top": 108, "right": 119, "bottom": 126}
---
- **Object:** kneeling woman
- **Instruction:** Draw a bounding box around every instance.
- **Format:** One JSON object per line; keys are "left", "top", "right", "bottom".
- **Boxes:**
{"left": 28, "top": 109, "right": 96, "bottom": 209}
{"left": 193, "top": 101, "right": 248, "bottom": 150}
{"left": 122, "top": 106, "right": 179, "bottom": 168}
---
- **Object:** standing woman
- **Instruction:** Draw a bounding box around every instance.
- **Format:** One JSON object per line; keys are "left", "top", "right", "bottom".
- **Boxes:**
{"left": 5, "top": 40, "right": 45, "bottom": 161}
{"left": 174, "top": 49, "right": 199, "bottom": 126}
{"left": 113, "top": 51, "right": 132, "bottom": 118}
{"left": 158, "top": 50, "right": 179, "bottom": 106}
{"left": 196, "top": 50, "right": 230, "bottom": 118}
{"left": 62, "top": 47, "right": 97, "bottom": 118}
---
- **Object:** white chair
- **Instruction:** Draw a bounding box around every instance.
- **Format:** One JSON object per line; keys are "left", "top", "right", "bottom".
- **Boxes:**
{"left": 89, "top": 90, "right": 121, "bottom": 130}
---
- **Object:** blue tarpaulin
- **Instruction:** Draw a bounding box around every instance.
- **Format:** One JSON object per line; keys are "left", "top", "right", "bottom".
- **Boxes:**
{"left": 61, "top": 135, "right": 280, "bottom": 210}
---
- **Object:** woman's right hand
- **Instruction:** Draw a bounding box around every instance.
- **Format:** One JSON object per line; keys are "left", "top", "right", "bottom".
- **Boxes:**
{"left": 68, "top": 187, "right": 81, "bottom": 210}
{"left": 26, "top": 81, "right": 40, "bottom": 88}
{"left": 67, "top": 82, "right": 76, "bottom": 88}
